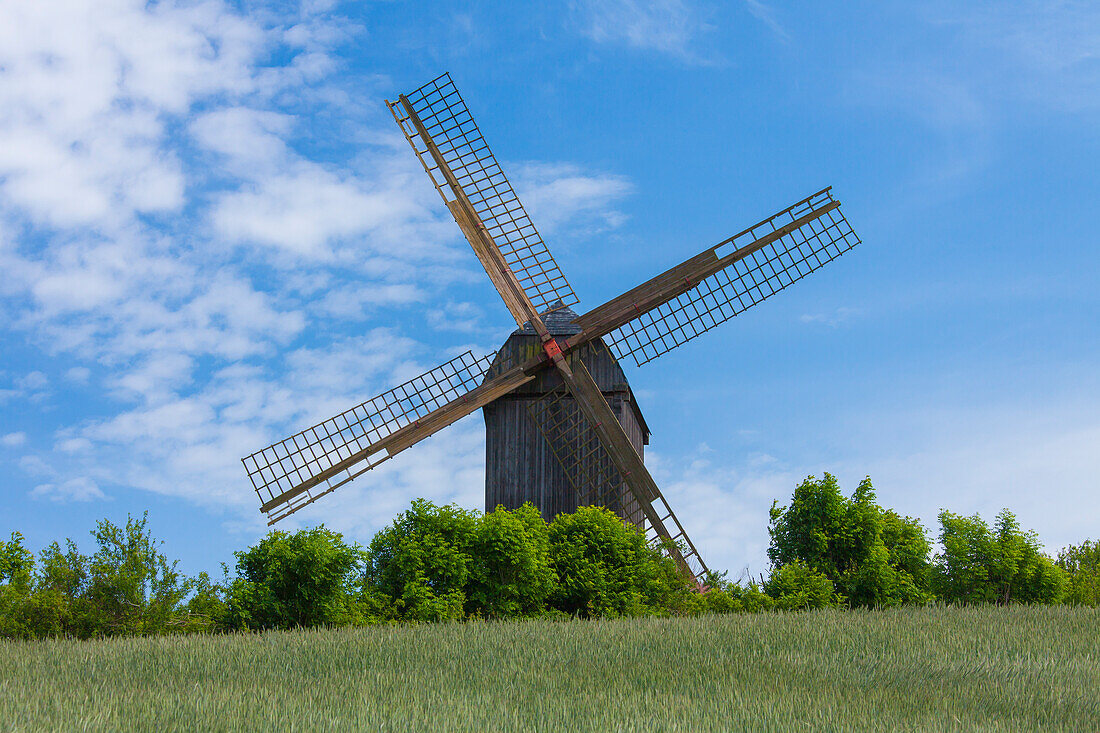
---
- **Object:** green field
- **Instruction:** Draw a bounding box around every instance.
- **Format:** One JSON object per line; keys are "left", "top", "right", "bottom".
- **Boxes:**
{"left": 2, "top": 606, "right": 1098, "bottom": 732}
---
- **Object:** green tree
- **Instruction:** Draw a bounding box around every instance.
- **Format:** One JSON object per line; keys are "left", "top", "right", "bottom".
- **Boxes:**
{"left": 1, "top": 515, "right": 209, "bottom": 640}
{"left": 227, "top": 526, "right": 367, "bottom": 629}
{"left": 0, "top": 532, "right": 33, "bottom": 592}
{"left": 547, "top": 505, "right": 692, "bottom": 618}
{"left": 467, "top": 503, "right": 555, "bottom": 618}
{"left": 365, "top": 499, "right": 478, "bottom": 622}
{"left": 932, "top": 509, "right": 1067, "bottom": 605}
{"left": 180, "top": 571, "right": 228, "bottom": 632}
{"left": 0, "top": 532, "right": 35, "bottom": 639}
{"left": 83, "top": 513, "right": 193, "bottom": 636}
{"left": 768, "top": 474, "right": 932, "bottom": 607}
{"left": 1057, "top": 540, "right": 1100, "bottom": 606}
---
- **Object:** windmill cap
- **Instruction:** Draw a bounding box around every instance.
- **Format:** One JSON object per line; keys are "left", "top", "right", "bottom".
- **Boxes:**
{"left": 514, "top": 301, "right": 582, "bottom": 336}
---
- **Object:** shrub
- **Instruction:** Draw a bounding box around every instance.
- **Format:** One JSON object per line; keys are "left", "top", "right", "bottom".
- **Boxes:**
{"left": 547, "top": 506, "right": 692, "bottom": 618}
{"left": 83, "top": 513, "right": 193, "bottom": 636}
{"left": 364, "top": 499, "right": 478, "bottom": 622}
{"left": 226, "top": 526, "right": 367, "bottom": 629}
{"left": 765, "top": 561, "right": 842, "bottom": 610}
{"left": 0, "top": 515, "right": 209, "bottom": 639}
{"left": 1057, "top": 540, "right": 1100, "bottom": 606}
{"left": 466, "top": 503, "right": 555, "bottom": 618}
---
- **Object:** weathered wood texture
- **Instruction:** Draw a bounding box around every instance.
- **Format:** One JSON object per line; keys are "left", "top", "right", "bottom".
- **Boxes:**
{"left": 483, "top": 308, "right": 649, "bottom": 525}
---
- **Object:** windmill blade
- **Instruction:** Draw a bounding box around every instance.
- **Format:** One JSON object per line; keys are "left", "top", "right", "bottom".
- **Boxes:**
{"left": 569, "top": 187, "right": 861, "bottom": 367}
{"left": 534, "top": 348, "right": 709, "bottom": 583}
{"left": 243, "top": 350, "right": 532, "bottom": 524}
{"left": 388, "top": 73, "right": 578, "bottom": 323}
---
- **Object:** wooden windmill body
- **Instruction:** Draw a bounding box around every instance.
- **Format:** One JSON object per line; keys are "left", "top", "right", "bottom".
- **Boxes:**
{"left": 484, "top": 304, "right": 649, "bottom": 526}
{"left": 242, "top": 73, "right": 863, "bottom": 584}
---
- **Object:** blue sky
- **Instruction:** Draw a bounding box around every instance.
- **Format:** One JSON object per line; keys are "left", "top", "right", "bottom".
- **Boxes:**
{"left": 1, "top": 0, "right": 1097, "bottom": 579}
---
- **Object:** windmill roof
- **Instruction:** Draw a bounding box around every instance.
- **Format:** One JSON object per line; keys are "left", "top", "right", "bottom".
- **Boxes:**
{"left": 514, "top": 301, "right": 582, "bottom": 336}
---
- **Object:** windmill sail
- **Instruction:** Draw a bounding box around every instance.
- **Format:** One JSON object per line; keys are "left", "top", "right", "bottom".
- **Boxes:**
{"left": 244, "top": 349, "right": 531, "bottom": 524}
{"left": 571, "top": 188, "right": 861, "bottom": 366}
{"left": 388, "top": 73, "right": 578, "bottom": 317}
{"left": 526, "top": 349, "right": 709, "bottom": 583}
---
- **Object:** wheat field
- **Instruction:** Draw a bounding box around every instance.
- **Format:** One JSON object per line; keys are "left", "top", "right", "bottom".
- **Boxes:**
{"left": 2, "top": 605, "right": 1098, "bottom": 732}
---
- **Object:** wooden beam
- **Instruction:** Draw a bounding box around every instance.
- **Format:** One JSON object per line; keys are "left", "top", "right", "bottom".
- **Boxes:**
{"left": 447, "top": 200, "right": 530, "bottom": 327}
{"left": 549, "top": 352, "right": 700, "bottom": 580}
{"left": 380, "top": 368, "right": 533, "bottom": 455}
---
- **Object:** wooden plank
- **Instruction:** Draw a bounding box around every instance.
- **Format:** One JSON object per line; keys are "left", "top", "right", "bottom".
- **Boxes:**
{"left": 447, "top": 200, "right": 529, "bottom": 327}
{"left": 381, "top": 368, "right": 532, "bottom": 455}
{"left": 568, "top": 200, "right": 841, "bottom": 345}
{"left": 570, "top": 250, "right": 717, "bottom": 337}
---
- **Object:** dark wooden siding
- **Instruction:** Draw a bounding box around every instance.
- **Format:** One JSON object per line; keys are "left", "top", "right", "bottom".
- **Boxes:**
{"left": 484, "top": 332, "right": 650, "bottom": 526}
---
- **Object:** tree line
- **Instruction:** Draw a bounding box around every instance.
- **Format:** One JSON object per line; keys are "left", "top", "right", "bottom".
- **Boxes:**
{"left": 1, "top": 474, "right": 1097, "bottom": 639}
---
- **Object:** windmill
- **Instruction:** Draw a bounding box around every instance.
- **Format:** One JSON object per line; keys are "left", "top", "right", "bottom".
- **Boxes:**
{"left": 242, "top": 73, "right": 862, "bottom": 584}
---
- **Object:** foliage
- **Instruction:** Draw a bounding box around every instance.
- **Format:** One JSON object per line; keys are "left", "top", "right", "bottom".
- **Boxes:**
{"left": 765, "top": 561, "right": 842, "bottom": 610}
{"left": 1057, "top": 540, "right": 1100, "bottom": 606}
{"left": 466, "top": 503, "right": 555, "bottom": 618}
{"left": 226, "top": 526, "right": 367, "bottom": 630}
{"left": 0, "top": 532, "right": 33, "bottom": 592}
{"left": 768, "top": 474, "right": 933, "bottom": 607}
{"left": 3, "top": 483, "right": 1093, "bottom": 641}
{"left": 932, "top": 509, "right": 1068, "bottom": 605}
{"left": 82, "top": 513, "right": 194, "bottom": 636}
{"left": 364, "top": 499, "right": 478, "bottom": 622}
{"left": 547, "top": 506, "right": 693, "bottom": 618}
{"left": 0, "top": 515, "right": 209, "bottom": 639}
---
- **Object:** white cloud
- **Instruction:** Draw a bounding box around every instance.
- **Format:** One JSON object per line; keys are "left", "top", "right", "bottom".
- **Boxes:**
{"left": 65, "top": 367, "right": 91, "bottom": 384}
{"left": 941, "top": 0, "right": 1100, "bottom": 111}
{"left": 316, "top": 283, "right": 425, "bottom": 321}
{"left": 17, "top": 371, "right": 47, "bottom": 391}
{"left": 650, "top": 447, "right": 797, "bottom": 577}
{"left": 513, "top": 162, "right": 633, "bottom": 237}
{"left": 572, "top": 0, "right": 716, "bottom": 62}
{"left": 846, "top": 68, "right": 986, "bottom": 132}
{"left": 0, "top": 0, "right": 652, "bottom": 546}
{"left": 210, "top": 163, "right": 427, "bottom": 258}
{"left": 839, "top": 402, "right": 1100, "bottom": 556}
{"left": 1, "top": 432, "right": 27, "bottom": 447}
{"left": 799, "top": 306, "right": 860, "bottom": 328}
{"left": 659, "top": 392, "right": 1100, "bottom": 576}
{"left": 0, "top": 0, "right": 263, "bottom": 230}
{"left": 426, "top": 302, "right": 487, "bottom": 334}
{"left": 742, "top": 0, "right": 789, "bottom": 43}
{"left": 31, "top": 477, "right": 106, "bottom": 503}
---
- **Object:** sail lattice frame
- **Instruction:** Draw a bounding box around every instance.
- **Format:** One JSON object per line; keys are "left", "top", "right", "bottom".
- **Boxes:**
{"left": 388, "top": 73, "right": 578, "bottom": 313}
{"left": 244, "top": 349, "right": 506, "bottom": 523}
{"left": 605, "top": 188, "right": 860, "bottom": 366}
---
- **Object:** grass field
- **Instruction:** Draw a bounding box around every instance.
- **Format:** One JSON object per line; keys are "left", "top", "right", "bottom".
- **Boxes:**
{"left": 2, "top": 606, "right": 1098, "bottom": 731}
